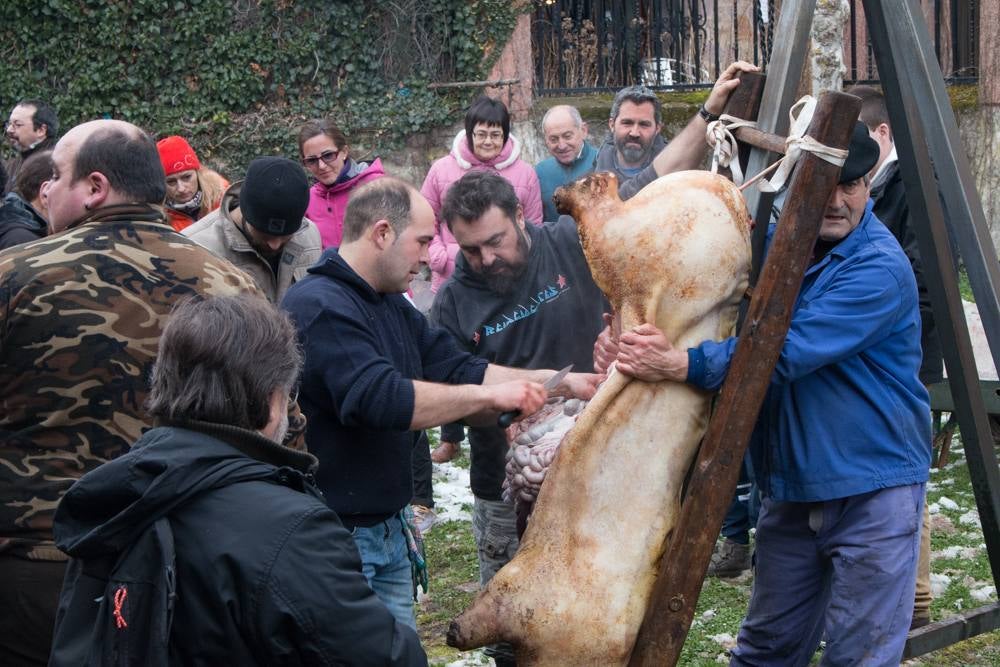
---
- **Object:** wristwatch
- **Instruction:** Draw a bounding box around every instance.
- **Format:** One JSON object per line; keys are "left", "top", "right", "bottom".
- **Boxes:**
{"left": 698, "top": 105, "right": 720, "bottom": 123}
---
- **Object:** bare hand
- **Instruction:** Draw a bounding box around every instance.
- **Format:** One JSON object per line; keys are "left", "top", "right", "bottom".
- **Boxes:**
{"left": 487, "top": 380, "right": 547, "bottom": 420}
{"left": 616, "top": 323, "right": 689, "bottom": 382}
{"left": 592, "top": 313, "right": 620, "bottom": 375}
{"left": 554, "top": 372, "right": 604, "bottom": 400}
{"left": 704, "top": 61, "right": 759, "bottom": 116}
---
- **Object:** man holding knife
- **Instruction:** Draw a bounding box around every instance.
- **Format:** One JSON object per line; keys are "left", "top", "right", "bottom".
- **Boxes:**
{"left": 430, "top": 172, "right": 608, "bottom": 667}
{"left": 282, "top": 177, "right": 599, "bottom": 632}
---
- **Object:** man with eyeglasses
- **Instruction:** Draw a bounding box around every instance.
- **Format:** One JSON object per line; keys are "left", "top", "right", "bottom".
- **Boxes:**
{"left": 4, "top": 99, "right": 59, "bottom": 193}
{"left": 184, "top": 156, "right": 322, "bottom": 303}
{"left": 594, "top": 61, "right": 756, "bottom": 201}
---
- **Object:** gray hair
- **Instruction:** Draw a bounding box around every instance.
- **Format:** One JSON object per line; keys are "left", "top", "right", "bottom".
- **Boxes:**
{"left": 146, "top": 295, "right": 302, "bottom": 431}
{"left": 541, "top": 105, "right": 584, "bottom": 131}
{"left": 609, "top": 85, "right": 662, "bottom": 125}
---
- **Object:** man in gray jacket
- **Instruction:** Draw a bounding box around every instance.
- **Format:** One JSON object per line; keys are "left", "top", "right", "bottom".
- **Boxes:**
{"left": 184, "top": 156, "right": 322, "bottom": 302}
{"left": 594, "top": 61, "right": 757, "bottom": 200}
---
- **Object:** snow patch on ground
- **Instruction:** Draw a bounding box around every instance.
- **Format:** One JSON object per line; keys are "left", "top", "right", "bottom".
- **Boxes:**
{"left": 431, "top": 459, "right": 475, "bottom": 523}
{"left": 442, "top": 650, "right": 489, "bottom": 666}
{"left": 958, "top": 510, "right": 982, "bottom": 528}
{"left": 934, "top": 545, "right": 964, "bottom": 559}
{"left": 937, "top": 496, "right": 960, "bottom": 511}
{"left": 928, "top": 502, "right": 940, "bottom": 515}
{"left": 930, "top": 573, "right": 952, "bottom": 598}
{"left": 971, "top": 585, "right": 997, "bottom": 602}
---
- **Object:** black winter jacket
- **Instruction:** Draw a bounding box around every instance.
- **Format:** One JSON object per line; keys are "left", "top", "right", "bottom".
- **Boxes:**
{"left": 0, "top": 191, "right": 47, "bottom": 251}
{"left": 871, "top": 159, "right": 943, "bottom": 384}
{"left": 52, "top": 420, "right": 427, "bottom": 666}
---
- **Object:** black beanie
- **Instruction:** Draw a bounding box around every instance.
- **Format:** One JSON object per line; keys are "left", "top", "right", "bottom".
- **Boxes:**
{"left": 241, "top": 157, "right": 310, "bottom": 236}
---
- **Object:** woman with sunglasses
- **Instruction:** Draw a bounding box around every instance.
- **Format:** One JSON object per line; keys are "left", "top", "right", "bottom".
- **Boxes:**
{"left": 298, "top": 119, "right": 385, "bottom": 249}
{"left": 420, "top": 96, "right": 542, "bottom": 294}
{"left": 156, "top": 136, "right": 228, "bottom": 232}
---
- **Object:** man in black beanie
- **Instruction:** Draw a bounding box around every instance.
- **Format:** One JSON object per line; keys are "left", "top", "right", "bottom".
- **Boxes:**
{"left": 606, "top": 122, "right": 931, "bottom": 665}
{"left": 184, "top": 156, "right": 322, "bottom": 303}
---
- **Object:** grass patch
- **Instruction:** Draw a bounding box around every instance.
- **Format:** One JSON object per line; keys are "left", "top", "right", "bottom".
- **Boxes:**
{"left": 418, "top": 520, "right": 482, "bottom": 663}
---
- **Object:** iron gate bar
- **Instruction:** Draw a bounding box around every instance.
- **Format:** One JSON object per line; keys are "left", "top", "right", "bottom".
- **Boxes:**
{"left": 863, "top": 0, "right": 1000, "bottom": 656}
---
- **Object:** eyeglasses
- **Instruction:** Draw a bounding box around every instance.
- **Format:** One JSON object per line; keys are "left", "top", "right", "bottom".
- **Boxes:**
{"left": 472, "top": 130, "right": 504, "bottom": 142}
{"left": 301, "top": 149, "right": 340, "bottom": 170}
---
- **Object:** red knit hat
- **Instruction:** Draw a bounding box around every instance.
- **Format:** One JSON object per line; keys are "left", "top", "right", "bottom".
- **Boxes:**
{"left": 156, "top": 135, "right": 201, "bottom": 176}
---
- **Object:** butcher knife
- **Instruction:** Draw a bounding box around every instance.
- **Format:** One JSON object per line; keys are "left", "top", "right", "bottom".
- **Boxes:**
{"left": 496, "top": 364, "right": 573, "bottom": 428}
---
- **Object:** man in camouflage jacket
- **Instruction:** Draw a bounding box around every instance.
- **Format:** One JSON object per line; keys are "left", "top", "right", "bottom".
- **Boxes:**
{"left": 0, "top": 119, "right": 259, "bottom": 666}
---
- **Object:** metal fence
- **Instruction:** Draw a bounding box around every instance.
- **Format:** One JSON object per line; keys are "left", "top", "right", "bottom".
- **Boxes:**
{"left": 533, "top": 0, "right": 978, "bottom": 96}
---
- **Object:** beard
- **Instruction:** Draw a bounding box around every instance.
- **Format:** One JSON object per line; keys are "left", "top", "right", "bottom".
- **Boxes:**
{"left": 615, "top": 135, "right": 653, "bottom": 166}
{"left": 475, "top": 226, "right": 530, "bottom": 296}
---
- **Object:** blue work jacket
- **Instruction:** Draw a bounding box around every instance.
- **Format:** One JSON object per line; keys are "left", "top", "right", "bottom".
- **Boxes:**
{"left": 686, "top": 201, "right": 931, "bottom": 501}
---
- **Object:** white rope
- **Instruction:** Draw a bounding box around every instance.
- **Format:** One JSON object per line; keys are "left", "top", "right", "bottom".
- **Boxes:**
{"left": 706, "top": 114, "right": 758, "bottom": 185}
{"left": 757, "top": 96, "right": 849, "bottom": 193}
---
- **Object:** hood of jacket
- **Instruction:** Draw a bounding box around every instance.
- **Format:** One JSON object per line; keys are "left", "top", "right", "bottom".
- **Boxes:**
{"left": 311, "top": 158, "right": 385, "bottom": 198}
{"left": 451, "top": 130, "right": 521, "bottom": 171}
{"left": 53, "top": 419, "right": 318, "bottom": 559}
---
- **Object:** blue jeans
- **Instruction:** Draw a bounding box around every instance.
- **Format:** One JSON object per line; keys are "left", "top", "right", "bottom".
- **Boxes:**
{"left": 731, "top": 484, "right": 924, "bottom": 667}
{"left": 351, "top": 514, "right": 416, "bottom": 629}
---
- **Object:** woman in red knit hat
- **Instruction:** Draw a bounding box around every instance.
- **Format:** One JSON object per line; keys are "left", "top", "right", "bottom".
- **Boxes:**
{"left": 156, "top": 136, "right": 228, "bottom": 232}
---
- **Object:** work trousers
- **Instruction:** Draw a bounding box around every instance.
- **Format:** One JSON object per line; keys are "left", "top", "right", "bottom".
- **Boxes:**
{"left": 472, "top": 496, "right": 520, "bottom": 666}
{"left": 731, "top": 484, "right": 924, "bottom": 667}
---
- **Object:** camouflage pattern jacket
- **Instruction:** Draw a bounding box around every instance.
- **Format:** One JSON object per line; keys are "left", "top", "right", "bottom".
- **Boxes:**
{"left": 0, "top": 204, "right": 261, "bottom": 560}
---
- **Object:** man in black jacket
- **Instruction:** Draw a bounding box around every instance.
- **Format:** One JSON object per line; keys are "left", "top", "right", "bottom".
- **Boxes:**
{"left": 51, "top": 295, "right": 427, "bottom": 666}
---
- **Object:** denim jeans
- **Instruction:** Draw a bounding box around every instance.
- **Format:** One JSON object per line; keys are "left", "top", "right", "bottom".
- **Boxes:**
{"left": 731, "top": 483, "right": 924, "bottom": 667}
{"left": 351, "top": 514, "right": 416, "bottom": 630}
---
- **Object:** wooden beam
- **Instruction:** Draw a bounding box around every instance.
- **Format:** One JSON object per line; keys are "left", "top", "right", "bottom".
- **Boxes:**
{"left": 741, "top": 1, "right": 817, "bottom": 287}
{"left": 627, "top": 90, "right": 861, "bottom": 666}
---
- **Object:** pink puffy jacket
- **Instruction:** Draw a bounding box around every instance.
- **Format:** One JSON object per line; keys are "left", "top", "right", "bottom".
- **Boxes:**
{"left": 420, "top": 131, "right": 543, "bottom": 292}
{"left": 306, "top": 158, "right": 385, "bottom": 249}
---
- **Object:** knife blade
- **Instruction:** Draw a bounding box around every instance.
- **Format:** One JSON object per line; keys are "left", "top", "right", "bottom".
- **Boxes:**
{"left": 497, "top": 364, "right": 574, "bottom": 428}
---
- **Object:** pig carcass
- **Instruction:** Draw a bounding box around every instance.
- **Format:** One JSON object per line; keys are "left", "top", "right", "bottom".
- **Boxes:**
{"left": 447, "top": 171, "right": 752, "bottom": 665}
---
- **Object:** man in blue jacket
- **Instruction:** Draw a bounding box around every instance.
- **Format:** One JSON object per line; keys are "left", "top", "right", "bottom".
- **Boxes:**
{"left": 534, "top": 105, "right": 598, "bottom": 222}
{"left": 281, "top": 177, "right": 599, "bottom": 630}
{"left": 611, "top": 123, "right": 931, "bottom": 665}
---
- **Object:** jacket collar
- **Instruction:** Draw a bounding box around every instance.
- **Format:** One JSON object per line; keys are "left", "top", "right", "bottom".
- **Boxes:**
{"left": 452, "top": 130, "right": 520, "bottom": 170}
{"left": 158, "top": 418, "right": 318, "bottom": 475}
{"left": 66, "top": 203, "right": 169, "bottom": 231}
{"left": 308, "top": 248, "right": 385, "bottom": 303}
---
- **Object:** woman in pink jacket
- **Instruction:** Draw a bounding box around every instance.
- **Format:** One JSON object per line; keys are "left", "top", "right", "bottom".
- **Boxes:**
{"left": 421, "top": 96, "right": 543, "bottom": 292}
{"left": 298, "top": 119, "right": 385, "bottom": 249}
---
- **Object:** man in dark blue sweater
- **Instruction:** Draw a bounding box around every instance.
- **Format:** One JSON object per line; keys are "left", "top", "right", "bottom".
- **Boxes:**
{"left": 281, "top": 177, "right": 600, "bottom": 630}
{"left": 430, "top": 171, "right": 608, "bottom": 666}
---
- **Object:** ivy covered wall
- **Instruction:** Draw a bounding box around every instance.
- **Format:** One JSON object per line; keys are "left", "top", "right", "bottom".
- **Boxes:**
{"left": 0, "top": 0, "right": 522, "bottom": 177}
